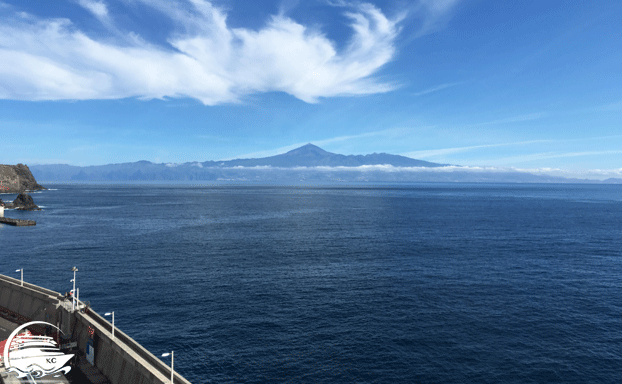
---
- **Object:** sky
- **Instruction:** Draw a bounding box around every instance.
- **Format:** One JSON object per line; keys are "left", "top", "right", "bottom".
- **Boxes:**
{"left": 1, "top": 0, "right": 621, "bottom": 179}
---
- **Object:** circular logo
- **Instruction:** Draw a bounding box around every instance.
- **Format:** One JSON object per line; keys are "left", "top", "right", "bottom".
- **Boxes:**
{"left": 2, "top": 321, "right": 74, "bottom": 379}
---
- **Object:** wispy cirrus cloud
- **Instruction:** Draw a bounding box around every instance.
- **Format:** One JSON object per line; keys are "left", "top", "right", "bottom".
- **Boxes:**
{"left": 0, "top": 0, "right": 405, "bottom": 105}
{"left": 411, "top": 82, "right": 462, "bottom": 97}
{"left": 313, "top": 127, "right": 407, "bottom": 145}
{"left": 78, "top": 0, "right": 109, "bottom": 20}
{"left": 412, "top": 0, "right": 461, "bottom": 36}
{"left": 474, "top": 112, "right": 547, "bottom": 126}
{"left": 490, "top": 150, "right": 622, "bottom": 165}
{"left": 77, "top": 0, "right": 130, "bottom": 39}
{"left": 402, "top": 139, "right": 550, "bottom": 159}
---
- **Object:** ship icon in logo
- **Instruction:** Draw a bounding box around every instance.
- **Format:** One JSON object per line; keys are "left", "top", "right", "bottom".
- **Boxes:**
{"left": 2, "top": 321, "right": 73, "bottom": 379}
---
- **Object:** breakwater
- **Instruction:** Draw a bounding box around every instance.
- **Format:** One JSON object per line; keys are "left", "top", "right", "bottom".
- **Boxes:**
{"left": 0, "top": 274, "right": 192, "bottom": 384}
{"left": 0, "top": 217, "right": 36, "bottom": 226}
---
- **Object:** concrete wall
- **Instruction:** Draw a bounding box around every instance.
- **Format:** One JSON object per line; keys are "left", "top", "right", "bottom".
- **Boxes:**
{"left": 73, "top": 310, "right": 191, "bottom": 384}
{"left": 0, "top": 275, "right": 60, "bottom": 326}
{"left": 0, "top": 274, "right": 192, "bottom": 384}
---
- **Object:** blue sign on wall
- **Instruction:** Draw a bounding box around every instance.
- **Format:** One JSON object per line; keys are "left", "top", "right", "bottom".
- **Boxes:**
{"left": 86, "top": 338, "right": 95, "bottom": 365}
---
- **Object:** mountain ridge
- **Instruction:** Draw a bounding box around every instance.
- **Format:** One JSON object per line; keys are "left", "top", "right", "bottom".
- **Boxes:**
{"left": 22, "top": 144, "right": 621, "bottom": 184}
{"left": 200, "top": 144, "right": 446, "bottom": 168}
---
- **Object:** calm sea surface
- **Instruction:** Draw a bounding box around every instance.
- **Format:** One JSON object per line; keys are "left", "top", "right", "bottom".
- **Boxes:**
{"left": 1, "top": 183, "right": 621, "bottom": 383}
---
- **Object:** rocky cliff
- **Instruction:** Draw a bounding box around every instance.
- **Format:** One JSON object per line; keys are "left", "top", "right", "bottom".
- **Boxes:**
{"left": 0, "top": 164, "right": 46, "bottom": 193}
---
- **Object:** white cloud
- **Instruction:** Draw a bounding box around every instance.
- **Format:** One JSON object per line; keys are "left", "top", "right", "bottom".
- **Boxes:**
{"left": 0, "top": 0, "right": 404, "bottom": 104}
{"left": 212, "top": 164, "right": 622, "bottom": 180}
{"left": 78, "top": 0, "right": 108, "bottom": 19}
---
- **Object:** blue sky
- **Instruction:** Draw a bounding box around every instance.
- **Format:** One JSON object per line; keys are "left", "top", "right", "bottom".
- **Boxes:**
{"left": 1, "top": 0, "right": 621, "bottom": 179}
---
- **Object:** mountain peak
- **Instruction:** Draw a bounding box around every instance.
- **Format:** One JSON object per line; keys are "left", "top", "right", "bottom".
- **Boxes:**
{"left": 284, "top": 143, "right": 331, "bottom": 156}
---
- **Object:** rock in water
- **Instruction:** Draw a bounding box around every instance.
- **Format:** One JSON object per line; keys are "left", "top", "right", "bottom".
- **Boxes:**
{"left": 6, "top": 193, "right": 41, "bottom": 211}
{"left": 0, "top": 164, "right": 46, "bottom": 193}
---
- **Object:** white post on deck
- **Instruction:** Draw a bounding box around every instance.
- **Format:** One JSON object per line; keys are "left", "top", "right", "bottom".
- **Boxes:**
{"left": 162, "top": 351, "right": 174, "bottom": 383}
{"left": 71, "top": 267, "right": 78, "bottom": 311}
{"left": 105, "top": 312, "right": 115, "bottom": 339}
{"left": 15, "top": 269, "right": 23, "bottom": 286}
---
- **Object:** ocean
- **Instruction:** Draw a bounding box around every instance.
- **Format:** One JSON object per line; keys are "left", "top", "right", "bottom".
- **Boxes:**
{"left": 1, "top": 183, "right": 621, "bottom": 383}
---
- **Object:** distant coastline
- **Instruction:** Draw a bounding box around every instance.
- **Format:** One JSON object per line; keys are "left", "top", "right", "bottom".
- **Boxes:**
{"left": 26, "top": 144, "right": 622, "bottom": 184}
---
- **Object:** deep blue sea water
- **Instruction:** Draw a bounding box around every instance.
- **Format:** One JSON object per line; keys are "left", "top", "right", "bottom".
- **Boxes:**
{"left": 1, "top": 183, "right": 621, "bottom": 384}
